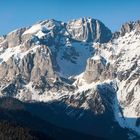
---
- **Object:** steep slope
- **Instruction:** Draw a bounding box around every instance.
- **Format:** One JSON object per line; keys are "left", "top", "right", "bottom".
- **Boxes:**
{"left": 112, "top": 21, "right": 140, "bottom": 134}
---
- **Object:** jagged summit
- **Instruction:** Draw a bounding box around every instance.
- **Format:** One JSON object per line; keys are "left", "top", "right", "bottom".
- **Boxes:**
{"left": 0, "top": 18, "right": 140, "bottom": 139}
{"left": 113, "top": 20, "right": 140, "bottom": 39}
{"left": 67, "top": 17, "right": 112, "bottom": 42}
{"left": 5, "top": 17, "right": 112, "bottom": 45}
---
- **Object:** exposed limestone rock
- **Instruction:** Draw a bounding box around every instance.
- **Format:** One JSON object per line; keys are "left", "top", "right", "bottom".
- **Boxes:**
{"left": 100, "top": 63, "right": 116, "bottom": 81}
{"left": 6, "top": 28, "right": 26, "bottom": 48}
{"left": 134, "top": 20, "right": 140, "bottom": 31}
{"left": 83, "top": 56, "right": 105, "bottom": 83}
{"left": 67, "top": 18, "right": 112, "bottom": 43}
{"left": 0, "top": 36, "right": 5, "bottom": 43}
{"left": 0, "top": 43, "right": 57, "bottom": 96}
{"left": 0, "top": 62, "right": 8, "bottom": 80}
{"left": 113, "top": 20, "right": 140, "bottom": 38}
{"left": 31, "top": 45, "right": 56, "bottom": 83}
{"left": 120, "top": 22, "right": 133, "bottom": 36}
{"left": 0, "top": 41, "right": 8, "bottom": 54}
{"left": 64, "top": 88, "right": 105, "bottom": 114}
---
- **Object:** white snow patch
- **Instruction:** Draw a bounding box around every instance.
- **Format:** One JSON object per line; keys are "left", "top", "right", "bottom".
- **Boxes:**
{"left": 23, "top": 24, "right": 41, "bottom": 35}
{"left": 56, "top": 42, "right": 94, "bottom": 78}
{"left": 0, "top": 45, "right": 43, "bottom": 64}
{"left": 36, "top": 30, "right": 46, "bottom": 38}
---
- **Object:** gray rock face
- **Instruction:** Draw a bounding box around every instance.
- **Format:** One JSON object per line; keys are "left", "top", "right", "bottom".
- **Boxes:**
{"left": 83, "top": 56, "right": 106, "bottom": 83}
{"left": 64, "top": 88, "right": 105, "bottom": 114}
{"left": 113, "top": 20, "right": 140, "bottom": 38}
{"left": 0, "top": 43, "right": 57, "bottom": 96}
{"left": 6, "top": 28, "right": 26, "bottom": 48}
{"left": 30, "top": 45, "right": 56, "bottom": 83}
{"left": 0, "top": 36, "right": 5, "bottom": 43}
{"left": 83, "top": 56, "right": 116, "bottom": 84}
{"left": 101, "top": 63, "right": 116, "bottom": 81}
{"left": 120, "top": 22, "right": 133, "bottom": 36}
{"left": 67, "top": 18, "right": 112, "bottom": 43}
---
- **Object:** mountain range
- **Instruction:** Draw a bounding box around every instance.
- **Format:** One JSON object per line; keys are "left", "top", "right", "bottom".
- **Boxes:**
{"left": 0, "top": 17, "right": 140, "bottom": 140}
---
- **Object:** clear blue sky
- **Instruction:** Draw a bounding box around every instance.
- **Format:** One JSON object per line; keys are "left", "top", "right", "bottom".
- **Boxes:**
{"left": 0, "top": 0, "right": 140, "bottom": 35}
